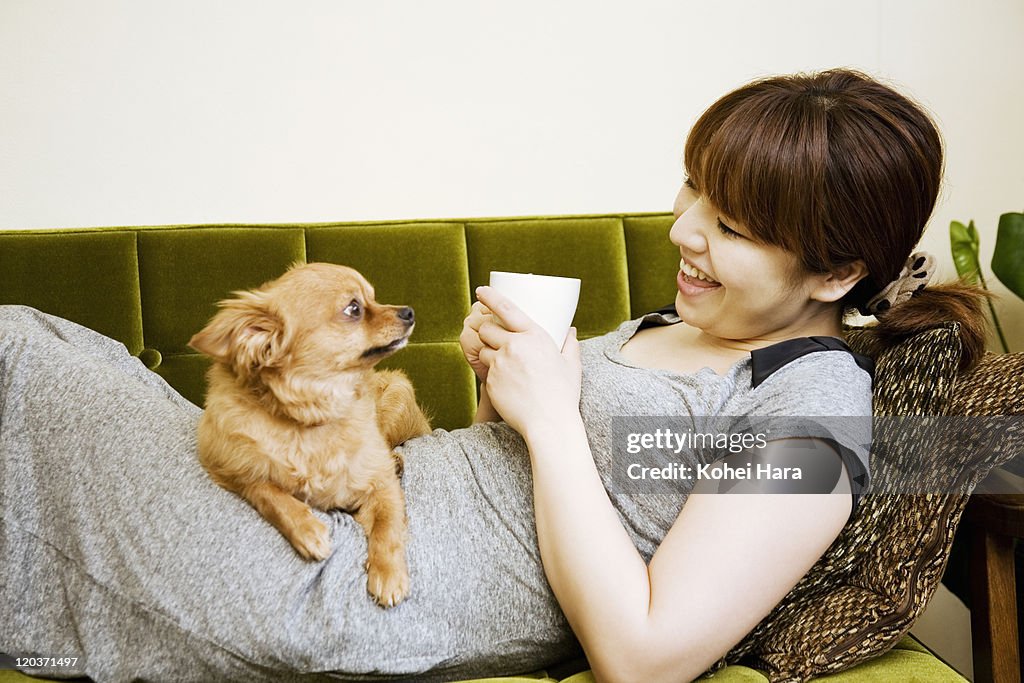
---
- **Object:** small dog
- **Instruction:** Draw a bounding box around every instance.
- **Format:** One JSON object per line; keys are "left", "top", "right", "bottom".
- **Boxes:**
{"left": 189, "top": 262, "right": 431, "bottom": 607}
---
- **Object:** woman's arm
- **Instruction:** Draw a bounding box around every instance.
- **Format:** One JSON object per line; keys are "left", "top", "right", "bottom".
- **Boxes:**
{"left": 527, "top": 423, "right": 851, "bottom": 683}
{"left": 473, "top": 383, "right": 502, "bottom": 423}
{"left": 474, "top": 286, "right": 852, "bottom": 683}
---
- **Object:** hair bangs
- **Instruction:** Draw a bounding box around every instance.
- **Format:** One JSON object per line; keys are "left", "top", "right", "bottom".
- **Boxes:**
{"left": 684, "top": 83, "right": 834, "bottom": 273}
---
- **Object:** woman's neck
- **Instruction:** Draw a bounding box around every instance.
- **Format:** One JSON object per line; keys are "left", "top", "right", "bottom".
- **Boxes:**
{"left": 696, "top": 311, "right": 845, "bottom": 355}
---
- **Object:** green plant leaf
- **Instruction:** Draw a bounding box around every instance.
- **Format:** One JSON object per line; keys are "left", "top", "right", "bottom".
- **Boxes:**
{"left": 950, "top": 219, "right": 981, "bottom": 285}
{"left": 992, "top": 212, "right": 1024, "bottom": 301}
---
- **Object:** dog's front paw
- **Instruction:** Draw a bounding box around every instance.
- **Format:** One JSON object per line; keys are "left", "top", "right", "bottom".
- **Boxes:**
{"left": 289, "top": 514, "right": 332, "bottom": 562}
{"left": 366, "top": 559, "right": 410, "bottom": 608}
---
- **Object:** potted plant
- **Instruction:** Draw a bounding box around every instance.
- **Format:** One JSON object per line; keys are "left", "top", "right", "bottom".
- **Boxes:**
{"left": 949, "top": 211, "right": 1024, "bottom": 353}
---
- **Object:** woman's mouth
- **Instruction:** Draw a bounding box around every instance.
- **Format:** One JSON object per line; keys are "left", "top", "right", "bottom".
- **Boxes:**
{"left": 678, "top": 259, "right": 721, "bottom": 293}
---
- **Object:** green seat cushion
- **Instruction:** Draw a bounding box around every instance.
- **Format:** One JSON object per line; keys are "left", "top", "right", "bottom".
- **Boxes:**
{"left": 137, "top": 227, "right": 306, "bottom": 354}
{"left": 136, "top": 226, "right": 306, "bottom": 406}
{"left": 0, "top": 230, "right": 143, "bottom": 354}
{"left": 378, "top": 342, "right": 475, "bottom": 432}
{"left": 306, "top": 221, "right": 475, "bottom": 430}
{"left": 623, "top": 214, "right": 679, "bottom": 318}
{"left": 305, "top": 222, "right": 470, "bottom": 344}
{"left": 305, "top": 222, "right": 468, "bottom": 344}
{"left": 465, "top": 218, "right": 629, "bottom": 339}
{"left": 156, "top": 333, "right": 473, "bottom": 435}
{"left": 147, "top": 354, "right": 211, "bottom": 409}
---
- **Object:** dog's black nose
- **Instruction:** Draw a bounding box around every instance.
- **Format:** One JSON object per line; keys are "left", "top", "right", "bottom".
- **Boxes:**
{"left": 398, "top": 307, "right": 415, "bottom": 324}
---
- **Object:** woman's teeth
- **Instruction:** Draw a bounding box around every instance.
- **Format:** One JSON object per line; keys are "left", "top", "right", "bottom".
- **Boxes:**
{"left": 680, "top": 259, "right": 718, "bottom": 283}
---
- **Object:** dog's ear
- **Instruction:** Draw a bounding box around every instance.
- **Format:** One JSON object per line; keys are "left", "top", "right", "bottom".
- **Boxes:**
{"left": 188, "top": 291, "right": 287, "bottom": 371}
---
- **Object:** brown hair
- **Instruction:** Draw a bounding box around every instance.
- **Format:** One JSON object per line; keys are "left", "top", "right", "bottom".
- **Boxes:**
{"left": 684, "top": 68, "right": 989, "bottom": 371}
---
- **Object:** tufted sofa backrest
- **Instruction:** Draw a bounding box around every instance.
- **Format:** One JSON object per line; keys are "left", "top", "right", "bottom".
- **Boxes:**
{"left": 0, "top": 215, "right": 678, "bottom": 430}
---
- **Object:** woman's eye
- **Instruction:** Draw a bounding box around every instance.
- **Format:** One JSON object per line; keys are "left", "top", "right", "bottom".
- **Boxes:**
{"left": 717, "top": 218, "right": 741, "bottom": 239}
{"left": 342, "top": 300, "right": 362, "bottom": 318}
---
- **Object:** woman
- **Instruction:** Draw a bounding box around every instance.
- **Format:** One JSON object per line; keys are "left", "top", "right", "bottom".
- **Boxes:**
{"left": 0, "top": 69, "right": 987, "bottom": 683}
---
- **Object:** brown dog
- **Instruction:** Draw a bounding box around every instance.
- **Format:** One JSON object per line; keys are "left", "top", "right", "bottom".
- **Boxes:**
{"left": 188, "top": 262, "right": 431, "bottom": 607}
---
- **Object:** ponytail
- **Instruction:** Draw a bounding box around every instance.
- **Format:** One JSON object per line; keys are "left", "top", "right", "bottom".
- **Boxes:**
{"left": 853, "top": 281, "right": 992, "bottom": 373}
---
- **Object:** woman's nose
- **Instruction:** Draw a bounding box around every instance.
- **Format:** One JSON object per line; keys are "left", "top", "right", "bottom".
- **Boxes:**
{"left": 669, "top": 212, "right": 708, "bottom": 253}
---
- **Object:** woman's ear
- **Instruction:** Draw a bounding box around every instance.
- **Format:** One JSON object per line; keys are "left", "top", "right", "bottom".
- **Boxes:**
{"left": 810, "top": 260, "right": 870, "bottom": 303}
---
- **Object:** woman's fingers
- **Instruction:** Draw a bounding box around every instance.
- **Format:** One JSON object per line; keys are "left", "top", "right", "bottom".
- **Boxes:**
{"left": 478, "top": 343, "right": 496, "bottom": 367}
{"left": 478, "top": 318, "right": 514, "bottom": 349}
{"left": 460, "top": 301, "right": 496, "bottom": 382}
{"left": 475, "top": 286, "right": 533, "bottom": 333}
{"left": 464, "top": 301, "right": 492, "bottom": 329}
{"left": 460, "top": 303, "right": 491, "bottom": 345}
{"left": 472, "top": 286, "right": 555, "bottom": 374}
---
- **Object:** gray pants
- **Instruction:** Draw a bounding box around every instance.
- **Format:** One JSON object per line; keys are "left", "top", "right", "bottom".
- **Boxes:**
{"left": 0, "top": 306, "right": 579, "bottom": 683}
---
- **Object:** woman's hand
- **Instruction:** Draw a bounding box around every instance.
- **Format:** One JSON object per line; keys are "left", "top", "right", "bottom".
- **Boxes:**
{"left": 473, "top": 286, "right": 582, "bottom": 439}
{"left": 460, "top": 300, "right": 495, "bottom": 383}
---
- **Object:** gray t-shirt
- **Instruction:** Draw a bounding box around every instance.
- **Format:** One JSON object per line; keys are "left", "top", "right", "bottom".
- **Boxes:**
{"left": 449, "top": 311, "right": 874, "bottom": 563}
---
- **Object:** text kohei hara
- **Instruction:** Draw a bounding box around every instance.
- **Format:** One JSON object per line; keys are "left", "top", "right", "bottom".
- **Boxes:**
{"left": 626, "top": 460, "right": 803, "bottom": 481}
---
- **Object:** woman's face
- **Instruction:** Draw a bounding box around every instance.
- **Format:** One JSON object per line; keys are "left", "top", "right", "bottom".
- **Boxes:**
{"left": 669, "top": 182, "right": 832, "bottom": 342}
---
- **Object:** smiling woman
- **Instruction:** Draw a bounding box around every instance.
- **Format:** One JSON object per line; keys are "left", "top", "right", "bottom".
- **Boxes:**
{"left": 468, "top": 68, "right": 991, "bottom": 683}
{"left": 0, "top": 68, "right": 992, "bottom": 683}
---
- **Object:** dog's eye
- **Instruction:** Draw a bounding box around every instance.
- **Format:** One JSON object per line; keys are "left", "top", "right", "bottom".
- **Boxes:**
{"left": 342, "top": 300, "right": 362, "bottom": 319}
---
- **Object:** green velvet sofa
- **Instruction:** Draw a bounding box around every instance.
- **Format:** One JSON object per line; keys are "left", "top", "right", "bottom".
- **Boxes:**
{"left": 0, "top": 215, "right": 967, "bottom": 682}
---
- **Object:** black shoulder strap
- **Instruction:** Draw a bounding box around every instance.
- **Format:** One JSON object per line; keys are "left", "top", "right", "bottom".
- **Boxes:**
{"left": 750, "top": 336, "right": 875, "bottom": 388}
{"left": 638, "top": 305, "right": 875, "bottom": 388}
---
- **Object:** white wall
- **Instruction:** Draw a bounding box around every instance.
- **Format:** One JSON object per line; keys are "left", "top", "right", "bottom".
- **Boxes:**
{"left": 1, "top": 0, "right": 1022, "bottom": 349}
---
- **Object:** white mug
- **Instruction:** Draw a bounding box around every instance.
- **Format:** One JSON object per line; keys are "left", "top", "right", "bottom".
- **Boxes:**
{"left": 488, "top": 271, "right": 581, "bottom": 350}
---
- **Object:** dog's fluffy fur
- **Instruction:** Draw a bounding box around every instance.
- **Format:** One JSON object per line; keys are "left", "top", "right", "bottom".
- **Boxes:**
{"left": 189, "top": 262, "right": 431, "bottom": 607}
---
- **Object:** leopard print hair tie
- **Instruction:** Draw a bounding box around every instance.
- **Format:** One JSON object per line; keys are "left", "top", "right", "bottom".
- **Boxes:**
{"left": 861, "top": 251, "right": 935, "bottom": 317}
